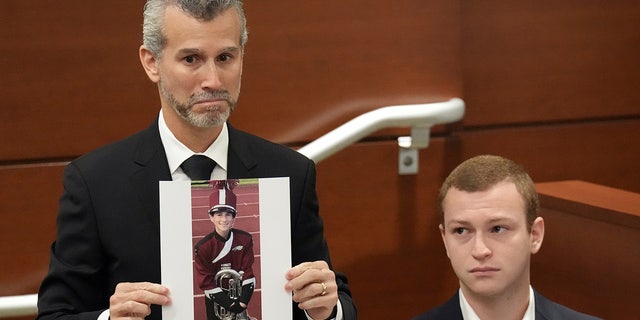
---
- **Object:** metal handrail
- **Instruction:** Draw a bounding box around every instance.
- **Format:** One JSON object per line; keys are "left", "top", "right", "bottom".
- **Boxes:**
{"left": 0, "top": 294, "right": 37, "bottom": 318}
{"left": 297, "top": 98, "right": 465, "bottom": 162}
{"left": 0, "top": 98, "right": 465, "bottom": 318}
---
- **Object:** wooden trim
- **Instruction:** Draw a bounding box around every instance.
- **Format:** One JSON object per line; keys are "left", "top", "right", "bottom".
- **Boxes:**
{"left": 536, "top": 180, "right": 640, "bottom": 228}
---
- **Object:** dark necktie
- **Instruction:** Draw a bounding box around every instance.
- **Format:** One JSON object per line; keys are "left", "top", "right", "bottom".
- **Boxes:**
{"left": 180, "top": 155, "right": 216, "bottom": 181}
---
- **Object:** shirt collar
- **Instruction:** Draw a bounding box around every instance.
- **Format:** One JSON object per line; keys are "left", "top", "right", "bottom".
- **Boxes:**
{"left": 458, "top": 286, "right": 535, "bottom": 320}
{"left": 522, "top": 286, "right": 535, "bottom": 320}
{"left": 158, "top": 110, "right": 229, "bottom": 179}
{"left": 459, "top": 289, "right": 481, "bottom": 320}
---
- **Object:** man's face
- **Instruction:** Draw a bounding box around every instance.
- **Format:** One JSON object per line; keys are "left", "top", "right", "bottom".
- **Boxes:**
{"left": 439, "top": 181, "right": 544, "bottom": 300}
{"left": 211, "top": 211, "right": 235, "bottom": 235}
{"left": 143, "top": 6, "right": 244, "bottom": 128}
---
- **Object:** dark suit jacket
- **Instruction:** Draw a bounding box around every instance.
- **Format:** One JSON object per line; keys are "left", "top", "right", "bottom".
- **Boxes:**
{"left": 37, "top": 120, "right": 356, "bottom": 320}
{"left": 412, "top": 290, "right": 600, "bottom": 320}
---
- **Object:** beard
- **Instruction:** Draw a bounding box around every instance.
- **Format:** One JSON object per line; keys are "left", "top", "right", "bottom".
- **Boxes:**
{"left": 159, "top": 80, "right": 237, "bottom": 128}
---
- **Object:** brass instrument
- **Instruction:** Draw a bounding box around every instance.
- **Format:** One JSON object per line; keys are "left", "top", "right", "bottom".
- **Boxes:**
{"left": 213, "top": 263, "right": 249, "bottom": 320}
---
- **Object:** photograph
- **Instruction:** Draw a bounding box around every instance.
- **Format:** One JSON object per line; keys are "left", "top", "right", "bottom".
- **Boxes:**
{"left": 191, "top": 179, "right": 261, "bottom": 320}
{"left": 160, "top": 177, "right": 292, "bottom": 320}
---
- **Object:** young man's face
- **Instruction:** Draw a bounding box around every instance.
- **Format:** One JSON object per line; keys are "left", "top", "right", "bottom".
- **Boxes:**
{"left": 211, "top": 211, "right": 235, "bottom": 235}
{"left": 141, "top": 5, "right": 244, "bottom": 128}
{"left": 439, "top": 180, "right": 544, "bottom": 300}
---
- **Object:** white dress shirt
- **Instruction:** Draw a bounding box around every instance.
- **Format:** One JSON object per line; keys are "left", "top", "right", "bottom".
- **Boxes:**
{"left": 158, "top": 110, "right": 229, "bottom": 181}
{"left": 459, "top": 285, "right": 535, "bottom": 320}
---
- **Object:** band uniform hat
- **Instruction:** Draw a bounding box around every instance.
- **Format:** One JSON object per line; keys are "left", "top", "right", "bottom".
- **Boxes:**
{"left": 209, "top": 180, "right": 238, "bottom": 217}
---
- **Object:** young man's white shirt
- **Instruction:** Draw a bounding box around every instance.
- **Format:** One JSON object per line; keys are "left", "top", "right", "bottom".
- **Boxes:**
{"left": 459, "top": 286, "right": 535, "bottom": 320}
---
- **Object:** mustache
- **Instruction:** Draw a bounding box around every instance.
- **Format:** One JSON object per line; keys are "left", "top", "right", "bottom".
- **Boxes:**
{"left": 188, "top": 90, "right": 233, "bottom": 105}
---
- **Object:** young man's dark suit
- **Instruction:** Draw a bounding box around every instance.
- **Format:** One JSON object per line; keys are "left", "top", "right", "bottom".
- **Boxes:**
{"left": 37, "top": 119, "right": 356, "bottom": 320}
{"left": 412, "top": 290, "right": 600, "bottom": 320}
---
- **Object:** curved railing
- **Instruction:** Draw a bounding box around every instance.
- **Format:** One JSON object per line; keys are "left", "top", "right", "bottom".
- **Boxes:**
{"left": 297, "top": 98, "right": 465, "bottom": 163}
{"left": 298, "top": 98, "right": 465, "bottom": 174}
{"left": 0, "top": 294, "right": 37, "bottom": 318}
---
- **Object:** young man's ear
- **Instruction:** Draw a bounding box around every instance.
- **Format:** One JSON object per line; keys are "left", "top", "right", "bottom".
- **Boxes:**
{"left": 139, "top": 45, "right": 160, "bottom": 83}
{"left": 530, "top": 217, "right": 545, "bottom": 254}
{"left": 439, "top": 224, "right": 450, "bottom": 258}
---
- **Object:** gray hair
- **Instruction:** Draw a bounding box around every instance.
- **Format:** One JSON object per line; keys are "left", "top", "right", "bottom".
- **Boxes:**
{"left": 142, "top": 0, "right": 248, "bottom": 58}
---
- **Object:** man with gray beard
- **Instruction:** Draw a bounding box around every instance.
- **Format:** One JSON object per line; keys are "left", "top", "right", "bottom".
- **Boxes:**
{"left": 36, "top": 1, "right": 357, "bottom": 320}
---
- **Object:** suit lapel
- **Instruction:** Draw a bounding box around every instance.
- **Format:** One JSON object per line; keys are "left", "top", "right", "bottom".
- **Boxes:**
{"left": 131, "top": 119, "right": 172, "bottom": 234}
{"left": 447, "top": 291, "right": 464, "bottom": 319}
{"left": 227, "top": 124, "right": 258, "bottom": 179}
{"left": 533, "top": 290, "right": 551, "bottom": 320}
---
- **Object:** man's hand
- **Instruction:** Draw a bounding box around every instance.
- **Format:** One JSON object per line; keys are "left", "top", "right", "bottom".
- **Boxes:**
{"left": 285, "top": 261, "right": 338, "bottom": 320}
{"left": 109, "top": 282, "right": 171, "bottom": 319}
